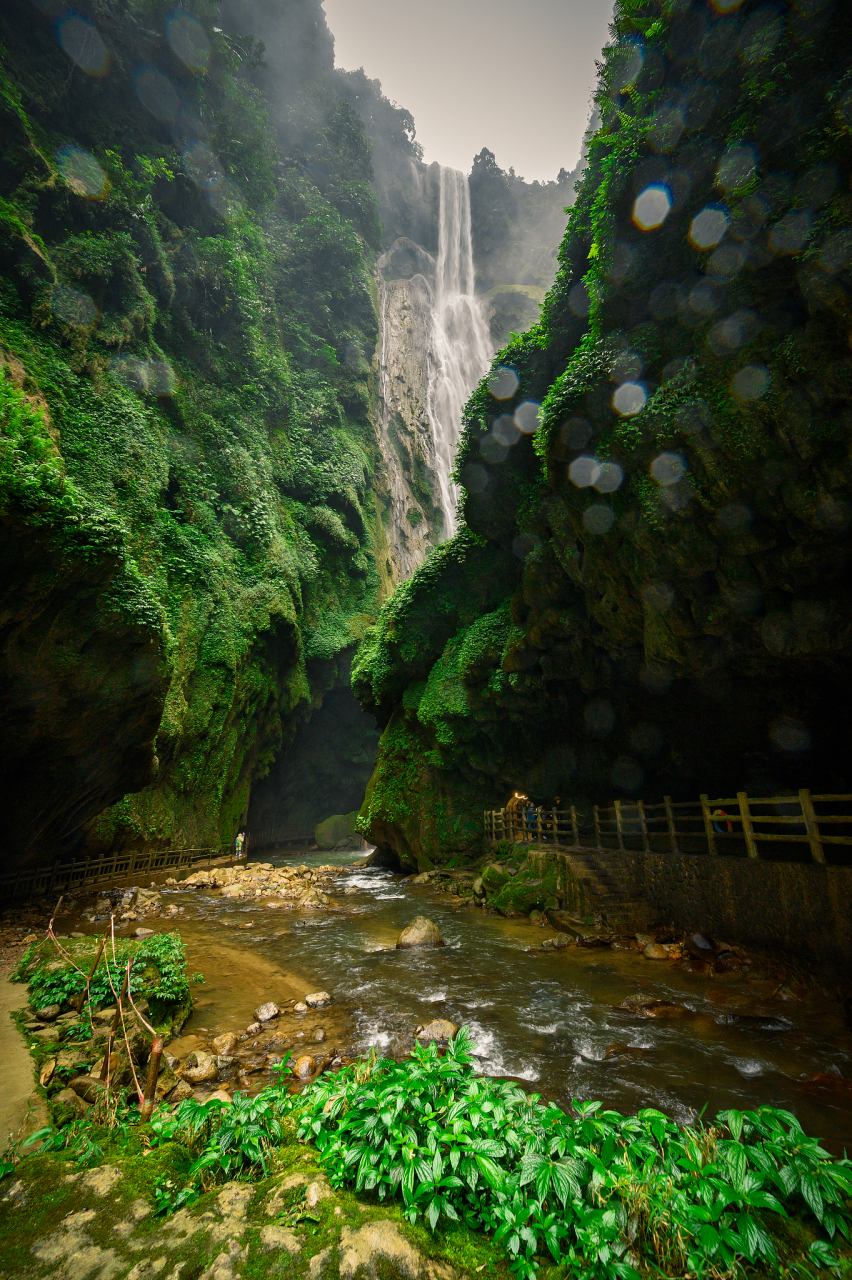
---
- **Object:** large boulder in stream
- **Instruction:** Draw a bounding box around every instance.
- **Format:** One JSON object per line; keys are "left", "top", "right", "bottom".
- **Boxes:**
{"left": 415, "top": 1019, "right": 458, "bottom": 1043}
{"left": 315, "top": 812, "right": 359, "bottom": 850}
{"left": 396, "top": 917, "right": 444, "bottom": 949}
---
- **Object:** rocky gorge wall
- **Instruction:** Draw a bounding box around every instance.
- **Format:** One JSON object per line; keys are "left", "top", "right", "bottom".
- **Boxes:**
{"left": 353, "top": 0, "right": 852, "bottom": 875}
{"left": 0, "top": 0, "right": 418, "bottom": 869}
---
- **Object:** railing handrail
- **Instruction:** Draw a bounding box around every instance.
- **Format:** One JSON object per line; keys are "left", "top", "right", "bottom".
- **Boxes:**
{"left": 0, "top": 844, "right": 234, "bottom": 904}
{"left": 484, "top": 788, "right": 852, "bottom": 864}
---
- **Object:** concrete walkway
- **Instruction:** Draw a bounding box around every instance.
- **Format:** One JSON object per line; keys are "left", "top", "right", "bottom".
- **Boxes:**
{"left": 0, "top": 968, "right": 36, "bottom": 1148}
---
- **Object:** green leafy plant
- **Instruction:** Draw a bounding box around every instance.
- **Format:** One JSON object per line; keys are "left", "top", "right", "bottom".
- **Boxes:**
{"left": 296, "top": 1028, "right": 852, "bottom": 1280}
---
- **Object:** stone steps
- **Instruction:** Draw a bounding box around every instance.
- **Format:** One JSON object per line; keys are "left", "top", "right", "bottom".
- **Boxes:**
{"left": 555, "top": 850, "right": 650, "bottom": 932}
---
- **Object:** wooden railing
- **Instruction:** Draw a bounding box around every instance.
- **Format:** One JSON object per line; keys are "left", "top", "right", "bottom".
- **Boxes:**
{"left": 0, "top": 845, "right": 236, "bottom": 905}
{"left": 484, "top": 790, "right": 852, "bottom": 864}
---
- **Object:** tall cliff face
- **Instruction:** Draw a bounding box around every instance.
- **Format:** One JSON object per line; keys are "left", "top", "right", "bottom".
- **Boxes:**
{"left": 375, "top": 241, "right": 444, "bottom": 578}
{"left": 0, "top": 0, "right": 401, "bottom": 867}
{"left": 354, "top": 0, "right": 852, "bottom": 870}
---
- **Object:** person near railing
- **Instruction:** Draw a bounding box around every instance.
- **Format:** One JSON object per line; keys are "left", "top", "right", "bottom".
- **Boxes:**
{"left": 234, "top": 830, "right": 246, "bottom": 860}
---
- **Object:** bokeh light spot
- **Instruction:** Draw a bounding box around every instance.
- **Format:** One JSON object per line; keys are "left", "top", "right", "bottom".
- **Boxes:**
{"left": 51, "top": 286, "right": 98, "bottom": 329}
{"left": 607, "top": 242, "right": 633, "bottom": 281}
{"left": 708, "top": 310, "right": 758, "bottom": 356}
{"left": 708, "top": 242, "right": 745, "bottom": 278}
{"left": 57, "top": 146, "right": 109, "bottom": 199}
{"left": 613, "top": 382, "right": 647, "bottom": 417}
{"left": 716, "top": 144, "right": 758, "bottom": 193}
{"left": 460, "top": 463, "right": 489, "bottom": 494}
{"left": 134, "top": 64, "right": 180, "bottom": 122}
{"left": 738, "top": 5, "right": 783, "bottom": 63}
{"left": 769, "top": 716, "right": 811, "bottom": 754}
{"left": 716, "top": 502, "right": 752, "bottom": 534}
{"left": 731, "top": 364, "right": 769, "bottom": 401}
{"left": 569, "top": 456, "right": 600, "bottom": 488}
{"left": 594, "top": 461, "right": 624, "bottom": 494}
{"left": 57, "top": 13, "right": 110, "bottom": 75}
{"left": 584, "top": 700, "right": 615, "bottom": 737}
{"left": 560, "top": 417, "right": 592, "bottom": 450}
{"left": 611, "top": 756, "right": 644, "bottom": 793}
{"left": 769, "top": 210, "right": 812, "bottom": 255}
{"left": 487, "top": 365, "right": 519, "bottom": 400}
{"left": 568, "top": 281, "right": 590, "bottom": 317}
{"left": 647, "top": 104, "right": 685, "bottom": 153}
{"left": 651, "top": 452, "right": 686, "bottom": 486}
{"left": 165, "top": 9, "right": 211, "bottom": 71}
{"left": 480, "top": 433, "right": 508, "bottom": 464}
{"left": 514, "top": 400, "right": 542, "bottom": 434}
{"left": 583, "top": 504, "right": 615, "bottom": 535}
{"left": 795, "top": 164, "right": 837, "bottom": 209}
{"left": 611, "top": 350, "right": 643, "bottom": 383}
{"left": 676, "top": 398, "right": 710, "bottom": 434}
{"left": 608, "top": 39, "right": 644, "bottom": 91}
{"left": 493, "top": 414, "right": 522, "bottom": 447}
{"left": 820, "top": 229, "right": 852, "bottom": 274}
{"left": 633, "top": 184, "right": 672, "bottom": 231}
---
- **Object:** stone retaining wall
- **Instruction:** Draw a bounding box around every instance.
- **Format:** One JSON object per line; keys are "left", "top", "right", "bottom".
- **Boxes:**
{"left": 644, "top": 852, "right": 852, "bottom": 980}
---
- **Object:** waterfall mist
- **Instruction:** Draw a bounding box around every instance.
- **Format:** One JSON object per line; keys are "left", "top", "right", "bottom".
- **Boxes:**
{"left": 428, "top": 167, "right": 492, "bottom": 537}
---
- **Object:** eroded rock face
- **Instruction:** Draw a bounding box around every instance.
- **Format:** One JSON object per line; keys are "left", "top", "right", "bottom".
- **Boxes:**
{"left": 374, "top": 248, "right": 445, "bottom": 579}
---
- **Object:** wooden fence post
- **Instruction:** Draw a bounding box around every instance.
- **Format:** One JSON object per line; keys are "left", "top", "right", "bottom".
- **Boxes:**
{"left": 593, "top": 805, "right": 602, "bottom": 849}
{"left": 571, "top": 806, "right": 579, "bottom": 847}
{"left": 614, "top": 800, "right": 626, "bottom": 852}
{"left": 799, "top": 789, "right": 825, "bottom": 864}
{"left": 536, "top": 807, "right": 543, "bottom": 844}
{"left": 700, "top": 794, "right": 717, "bottom": 856}
{"left": 638, "top": 801, "right": 650, "bottom": 854}
{"left": 737, "top": 792, "right": 759, "bottom": 859}
{"left": 664, "top": 796, "right": 679, "bottom": 854}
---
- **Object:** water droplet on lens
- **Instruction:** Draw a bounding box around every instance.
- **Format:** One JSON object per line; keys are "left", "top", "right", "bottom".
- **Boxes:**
{"left": 633, "top": 185, "right": 673, "bottom": 230}
{"left": 569, "top": 456, "right": 601, "bottom": 488}
{"left": 612, "top": 382, "right": 647, "bottom": 417}
{"left": 487, "top": 366, "right": 520, "bottom": 400}
{"left": 651, "top": 453, "right": 686, "bottom": 486}
{"left": 583, "top": 504, "right": 615, "bottom": 535}
{"left": 731, "top": 365, "right": 769, "bottom": 401}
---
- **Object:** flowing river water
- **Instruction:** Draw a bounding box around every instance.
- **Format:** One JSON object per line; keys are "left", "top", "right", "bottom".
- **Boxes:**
{"left": 69, "top": 851, "right": 852, "bottom": 1151}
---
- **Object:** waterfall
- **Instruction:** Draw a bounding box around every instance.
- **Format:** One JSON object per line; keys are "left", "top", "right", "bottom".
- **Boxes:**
{"left": 427, "top": 166, "right": 492, "bottom": 538}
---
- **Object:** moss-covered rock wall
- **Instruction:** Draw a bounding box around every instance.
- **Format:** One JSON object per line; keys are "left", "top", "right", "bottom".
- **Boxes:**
{"left": 0, "top": 0, "right": 406, "bottom": 867}
{"left": 354, "top": 0, "right": 852, "bottom": 867}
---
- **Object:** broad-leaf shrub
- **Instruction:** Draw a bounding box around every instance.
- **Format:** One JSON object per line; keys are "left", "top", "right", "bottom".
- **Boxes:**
{"left": 296, "top": 1028, "right": 852, "bottom": 1280}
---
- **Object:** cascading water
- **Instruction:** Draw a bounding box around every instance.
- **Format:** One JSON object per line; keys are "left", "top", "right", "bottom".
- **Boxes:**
{"left": 427, "top": 166, "right": 492, "bottom": 537}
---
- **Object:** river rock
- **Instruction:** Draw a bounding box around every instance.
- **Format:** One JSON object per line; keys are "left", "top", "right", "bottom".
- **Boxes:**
{"left": 246, "top": 1021, "right": 262, "bottom": 1035}
{"left": 254, "top": 1002, "right": 280, "bottom": 1023}
{"left": 293, "top": 1002, "right": 308, "bottom": 1014}
{"left": 481, "top": 863, "right": 510, "bottom": 892}
{"left": 396, "top": 916, "right": 444, "bottom": 949}
{"left": 134, "top": 927, "right": 155, "bottom": 938}
{"left": 212, "top": 1032, "right": 239, "bottom": 1055}
{"left": 311, "top": 1028, "right": 326, "bottom": 1043}
{"left": 207, "top": 1089, "right": 234, "bottom": 1105}
{"left": 292, "top": 1055, "right": 316, "bottom": 1080}
{"left": 604, "top": 1043, "right": 648, "bottom": 1061}
{"left": 181, "top": 1050, "right": 218, "bottom": 1084}
{"left": 35, "top": 1004, "right": 61, "bottom": 1023}
{"left": 472, "top": 876, "right": 484, "bottom": 897}
{"left": 305, "top": 991, "right": 332, "bottom": 1008}
{"left": 643, "top": 943, "right": 669, "bottom": 960}
{"left": 415, "top": 1019, "right": 458, "bottom": 1042}
{"left": 168, "top": 1080, "right": 194, "bottom": 1103}
{"left": 298, "top": 888, "right": 331, "bottom": 908}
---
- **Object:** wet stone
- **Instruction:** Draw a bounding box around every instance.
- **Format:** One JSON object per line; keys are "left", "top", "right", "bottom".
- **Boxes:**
{"left": 254, "top": 1002, "right": 280, "bottom": 1023}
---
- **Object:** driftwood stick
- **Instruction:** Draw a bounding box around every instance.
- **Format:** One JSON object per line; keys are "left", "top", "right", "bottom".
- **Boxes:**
{"left": 71, "top": 924, "right": 111, "bottom": 1012}
{"left": 100, "top": 964, "right": 131, "bottom": 1083}
{"left": 139, "top": 1035, "right": 164, "bottom": 1123}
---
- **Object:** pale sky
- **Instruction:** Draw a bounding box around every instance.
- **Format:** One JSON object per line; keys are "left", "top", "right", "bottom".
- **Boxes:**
{"left": 321, "top": 0, "right": 615, "bottom": 183}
